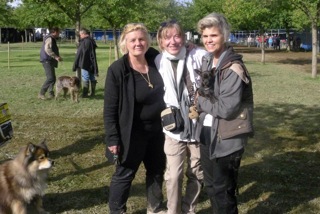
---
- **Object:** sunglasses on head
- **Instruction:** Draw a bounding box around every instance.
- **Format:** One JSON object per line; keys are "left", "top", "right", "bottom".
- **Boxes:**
{"left": 160, "top": 20, "right": 177, "bottom": 28}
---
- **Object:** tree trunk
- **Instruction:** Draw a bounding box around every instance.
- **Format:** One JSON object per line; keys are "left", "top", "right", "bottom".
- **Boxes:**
{"left": 311, "top": 22, "right": 317, "bottom": 78}
{"left": 25, "top": 29, "right": 27, "bottom": 43}
{"left": 75, "top": 20, "right": 81, "bottom": 87}
{"left": 285, "top": 29, "right": 290, "bottom": 51}
{"left": 113, "top": 27, "right": 119, "bottom": 60}
{"left": 261, "top": 34, "right": 265, "bottom": 64}
{"left": 75, "top": 20, "right": 81, "bottom": 45}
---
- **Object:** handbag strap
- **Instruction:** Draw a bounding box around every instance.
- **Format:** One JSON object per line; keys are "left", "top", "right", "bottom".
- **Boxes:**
{"left": 183, "top": 51, "right": 196, "bottom": 106}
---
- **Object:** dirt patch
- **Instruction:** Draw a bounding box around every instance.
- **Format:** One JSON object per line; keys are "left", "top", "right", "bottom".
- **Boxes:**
{"left": 233, "top": 46, "right": 318, "bottom": 74}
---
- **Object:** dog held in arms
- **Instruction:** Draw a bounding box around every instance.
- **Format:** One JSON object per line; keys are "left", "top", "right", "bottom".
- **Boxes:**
{"left": 55, "top": 76, "right": 80, "bottom": 102}
{"left": 195, "top": 69, "right": 215, "bottom": 104}
{"left": 0, "top": 140, "right": 54, "bottom": 214}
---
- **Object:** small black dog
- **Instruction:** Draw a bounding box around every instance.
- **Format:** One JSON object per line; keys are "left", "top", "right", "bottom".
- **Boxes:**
{"left": 196, "top": 69, "right": 215, "bottom": 104}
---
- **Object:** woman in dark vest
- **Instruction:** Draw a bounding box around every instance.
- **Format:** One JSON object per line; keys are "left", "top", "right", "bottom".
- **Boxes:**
{"left": 196, "top": 13, "right": 254, "bottom": 214}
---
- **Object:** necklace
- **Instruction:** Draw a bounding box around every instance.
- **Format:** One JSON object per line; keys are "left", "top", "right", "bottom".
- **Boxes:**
{"left": 139, "top": 71, "right": 153, "bottom": 89}
{"left": 129, "top": 58, "right": 153, "bottom": 88}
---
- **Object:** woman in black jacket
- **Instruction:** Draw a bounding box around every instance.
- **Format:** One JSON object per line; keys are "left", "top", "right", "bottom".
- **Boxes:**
{"left": 104, "top": 23, "right": 166, "bottom": 214}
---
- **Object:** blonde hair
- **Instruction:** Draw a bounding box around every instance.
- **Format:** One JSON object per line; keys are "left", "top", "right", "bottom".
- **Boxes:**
{"left": 197, "top": 13, "right": 231, "bottom": 43}
{"left": 118, "top": 23, "right": 151, "bottom": 54}
{"left": 156, "top": 21, "right": 185, "bottom": 51}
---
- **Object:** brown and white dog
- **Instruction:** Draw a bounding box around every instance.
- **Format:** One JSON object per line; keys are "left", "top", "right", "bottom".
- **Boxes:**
{"left": 55, "top": 76, "right": 80, "bottom": 102}
{"left": 0, "top": 140, "right": 54, "bottom": 214}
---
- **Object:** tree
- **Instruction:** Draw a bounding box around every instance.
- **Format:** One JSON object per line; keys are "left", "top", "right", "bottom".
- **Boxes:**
{"left": 0, "top": 1, "right": 15, "bottom": 44}
{"left": 26, "top": 0, "right": 100, "bottom": 43}
{"left": 224, "top": 0, "right": 281, "bottom": 64}
{"left": 91, "top": 0, "right": 147, "bottom": 60}
{"left": 15, "top": 1, "right": 70, "bottom": 31}
{"left": 191, "top": 0, "right": 224, "bottom": 21}
{"left": 290, "top": 0, "right": 319, "bottom": 78}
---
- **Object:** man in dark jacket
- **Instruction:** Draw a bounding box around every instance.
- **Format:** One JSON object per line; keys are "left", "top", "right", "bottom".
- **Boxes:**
{"left": 39, "top": 27, "right": 62, "bottom": 100}
{"left": 73, "top": 28, "right": 99, "bottom": 98}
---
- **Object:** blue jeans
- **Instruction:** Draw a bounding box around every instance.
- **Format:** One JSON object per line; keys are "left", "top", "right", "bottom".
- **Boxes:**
{"left": 81, "top": 69, "right": 95, "bottom": 82}
{"left": 200, "top": 126, "right": 244, "bottom": 214}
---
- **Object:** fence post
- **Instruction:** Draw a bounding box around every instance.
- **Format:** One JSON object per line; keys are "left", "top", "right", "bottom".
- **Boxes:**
{"left": 7, "top": 42, "right": 10, "bottom": 69}
{"left": 109, "top": 41, "right": 112, "bottom": 67}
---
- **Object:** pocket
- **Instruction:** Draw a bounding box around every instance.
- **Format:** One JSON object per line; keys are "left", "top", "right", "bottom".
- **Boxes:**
{"left": 164, "top": 135, "right": 182, "bottom": 156}
{"left": 219, "top": 107, "right": 253, "bottom": 139}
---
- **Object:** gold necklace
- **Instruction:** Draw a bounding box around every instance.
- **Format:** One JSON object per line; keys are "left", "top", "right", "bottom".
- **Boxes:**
{"left": 139, "top": 71, "right": 153, "bottom": 88}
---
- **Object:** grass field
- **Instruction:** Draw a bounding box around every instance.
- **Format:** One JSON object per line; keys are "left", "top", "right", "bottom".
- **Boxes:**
{"left": 0, "top": 42, "right": 320, "bottom": 214}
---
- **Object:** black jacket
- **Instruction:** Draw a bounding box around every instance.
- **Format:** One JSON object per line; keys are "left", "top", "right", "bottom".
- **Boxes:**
{"left": 73, "top": 36, "right": 99, "bottom": 76}
{"left": 103, "top": 47, "right": 161, "bottom": 163}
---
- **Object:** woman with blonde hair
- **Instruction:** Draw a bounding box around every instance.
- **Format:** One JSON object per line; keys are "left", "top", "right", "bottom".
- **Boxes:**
{"left": 155, "top": 20, "right": 206, "bottom": 214}
{"left": 104, "top": 23, "right": 166, "bottom": 214}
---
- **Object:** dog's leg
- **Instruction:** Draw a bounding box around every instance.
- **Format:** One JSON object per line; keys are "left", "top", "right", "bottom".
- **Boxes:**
{"left": 33, "top": 196, "right": 50, "bottom": 214}
{"left": 11, "top": 199, "right": 27, "bottom": 214}
{"left": 70, "top": 89, "right": 75, "bottom": 102}
{"left": 75, "top": 91, "right": 79, "bottom": 102}
{"left": 55, "top": 88, "right": 61, "bottom": 100}
{"left": 63, "top": 88, "right": 68, "bottom": 99}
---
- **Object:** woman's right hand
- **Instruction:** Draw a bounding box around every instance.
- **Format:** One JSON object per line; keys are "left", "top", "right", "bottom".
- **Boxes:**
{"left": 108, "top": 145, "right": 120, "bottom": 155}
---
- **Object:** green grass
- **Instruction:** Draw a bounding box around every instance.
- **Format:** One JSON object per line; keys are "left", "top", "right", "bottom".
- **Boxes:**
{"left": 0, "top": 43, "right": 320, "bottom": 213}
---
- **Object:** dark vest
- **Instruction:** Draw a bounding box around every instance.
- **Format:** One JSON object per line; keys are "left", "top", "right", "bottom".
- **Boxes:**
{"left": 40, "top": 35, "right": 59, "bottom": 67}
{"left": 201, "top": 56, "right": 254, "bottom": 139}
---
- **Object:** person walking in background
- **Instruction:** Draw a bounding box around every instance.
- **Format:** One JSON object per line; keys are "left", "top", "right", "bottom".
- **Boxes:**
{"left": 73, "top": 28, "right": 99, "bottom": 98}
{"left": 104, "top": 23, "right": 167, "bottom": 214}
{"left": 268, "top": 35, "right": 273, "bottom": 48}
{"left": 196, "top": 13, "right": 254, "bottom": 213}
{"left": 38, "top": 27, "right": 62, "bottom": 100}
{"left": 155, "top": 20, "right": 205, "bottom": 214}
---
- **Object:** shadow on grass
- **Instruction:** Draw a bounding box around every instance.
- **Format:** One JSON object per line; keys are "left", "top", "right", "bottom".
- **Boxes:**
{"left": 39, "top": 102, "right": 320, "bottom": 213}
{"left": 44, "top": 186, "right": 108, "bottom": 212}
{"left": 239, "top": 103, "right": 320, "bottom": 213}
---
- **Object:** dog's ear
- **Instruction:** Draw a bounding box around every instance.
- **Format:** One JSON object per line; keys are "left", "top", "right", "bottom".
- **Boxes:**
{"left": 40, "top": 139, "right": 49, "bottom": 150}
{"left": 25, "top": 143, "right": 36, "bottom": 156}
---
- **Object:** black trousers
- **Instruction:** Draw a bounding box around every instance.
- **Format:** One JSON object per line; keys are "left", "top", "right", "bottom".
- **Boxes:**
{"left": 108, "top": 129, "right": 166, "bottom": 214}
{"left": 200, "top": 126, "right": 243, "bottom": 214}
{"left": 40, "top": 61, "right": 56, "bottom": 96}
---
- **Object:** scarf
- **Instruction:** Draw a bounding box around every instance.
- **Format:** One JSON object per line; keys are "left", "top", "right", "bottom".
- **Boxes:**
{"left": 159, "top": 47, "right": 194, "bottom": 140}
{"left": 160, "top": 47, "right": 188, "bottom": 107}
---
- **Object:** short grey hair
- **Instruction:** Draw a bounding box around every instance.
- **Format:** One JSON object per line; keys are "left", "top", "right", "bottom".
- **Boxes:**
{"left": 80, "top": 28, "right": 90, "bottom": 35}
{"left": 197, "top": 13, "right": 231, "bottom": 43}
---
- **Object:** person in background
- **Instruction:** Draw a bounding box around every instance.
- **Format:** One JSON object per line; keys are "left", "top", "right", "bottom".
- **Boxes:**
{"left": 155, "top": 20, "right": 206, "bottom": 214}
{"left": 38, "top": 27, "right": 62, "bottom": 100}
{"left": 104, "top": 23, "right": 167, "bottom": 214}
{"left": 196, "top": 13, "right": 254, "bottom": 214}
{"left": 73, "top": 28, "right": 99, "bottom": 97}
